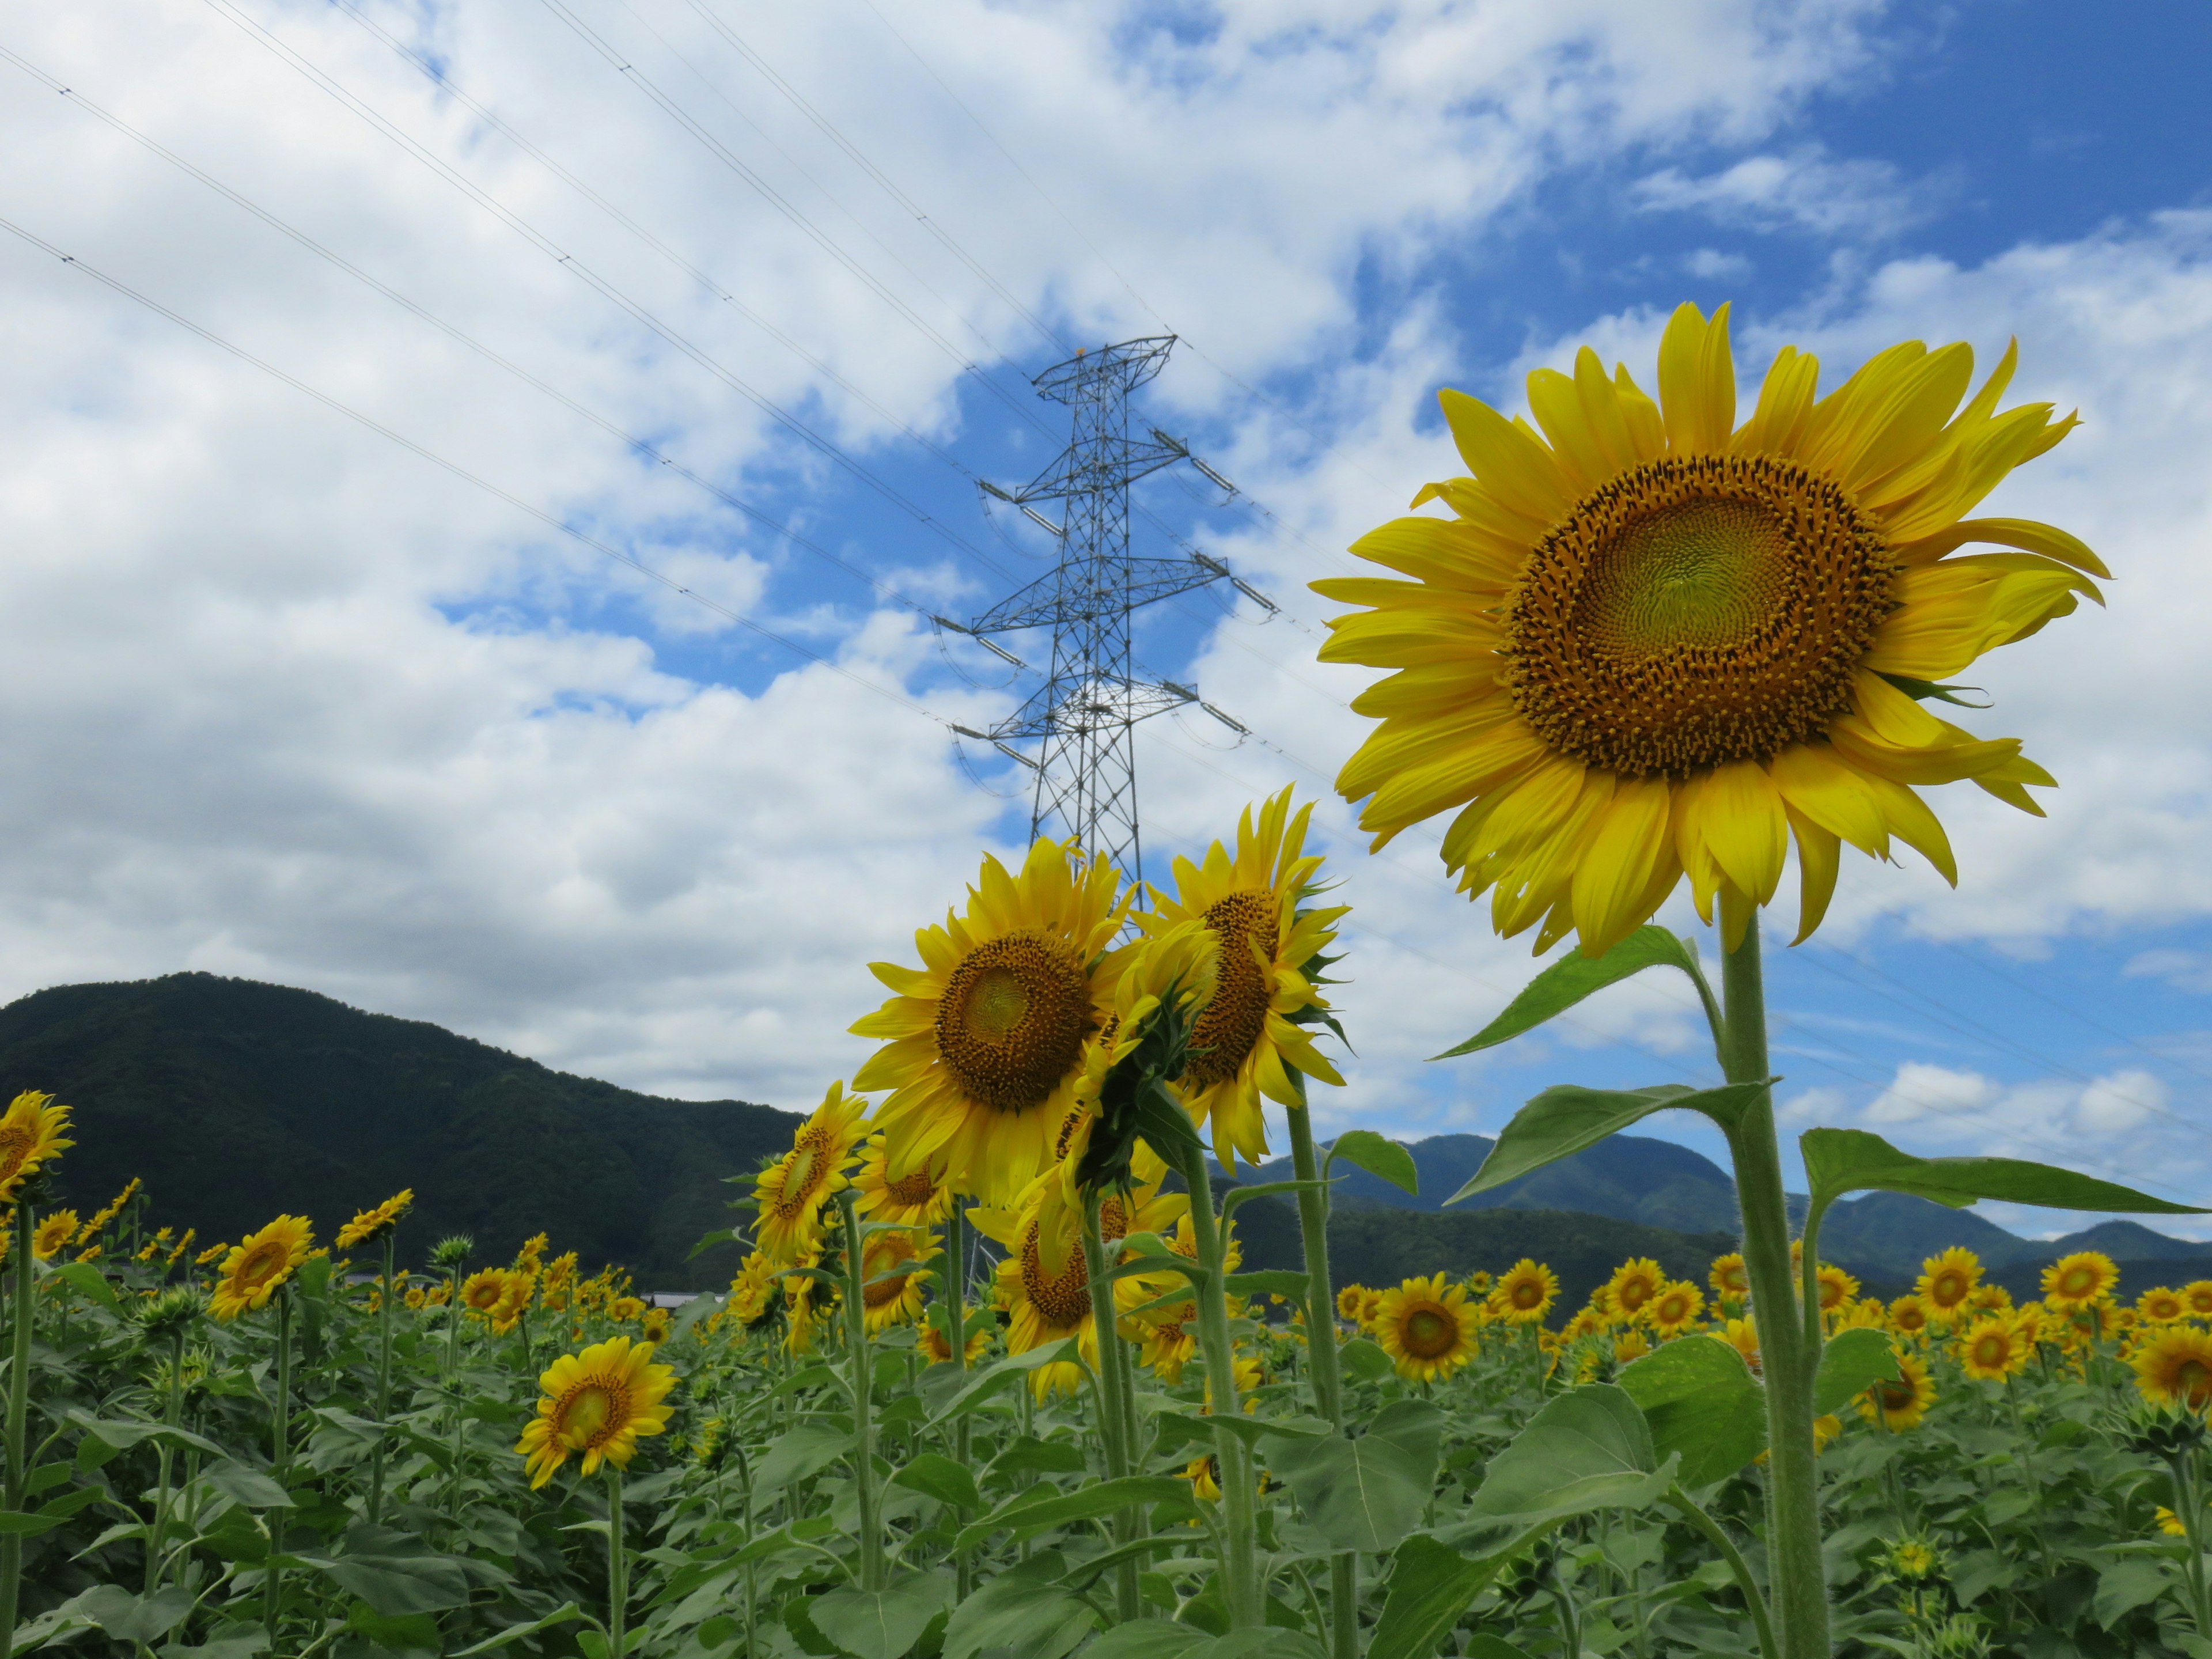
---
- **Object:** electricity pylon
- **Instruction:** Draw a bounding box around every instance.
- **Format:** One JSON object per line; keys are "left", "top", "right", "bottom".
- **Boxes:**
{"left": 947, "top": 336, "right": 1244, "bottom": 887}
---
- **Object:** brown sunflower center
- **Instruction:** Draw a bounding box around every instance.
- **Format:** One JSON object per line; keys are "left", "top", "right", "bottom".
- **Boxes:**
{"left": 1185, "top": 891, "right": 1278, "bottom": 1089}
{"left": 2059, "top": 1266, "right": 2097, "bottom": 1298}
{"left": 884, "top": 1165, "right": 938, "bottom": 1207}
{"left": 1971, "top": 1334, "right": 2008, "bottom": 1367}
{"left": 2178, "top": 1359, "right": 2212, "bottom": 1404}
{"left": 777, "top": 1141, "right": 823, "bottom": 1214}
{"left": 863, "top": 1262, "right": 912, "bottom": 1309}
{"left": 1019, "top": 1222, "right": 1093, "bottom": 1327}
{"left": 1615, "top": 1277, "right": 1654, "bottom": 1312}
{"left": 1505, "top": 454, "right": 1896, "bottom": 778}
{"left": 937, "top": 931, "right": 1093, "bottom": 1114}
{"left": 1930, "top": 1271, "right": 1967, "bottom": 1307}
{"left": 1873, "top": 1378, "right": 1916, "bottom": 1412}
{"left": 234, "top": 1243, "right": 288, "bottom": 1290}
{"left": 557, "top": 1379, "right": 627, "bottom": 1449}
{"left": 1402, "top": 1305, "right": 1456, "bottom": 1359}
{"left": 1510, "top": 1278, "right": 1544, "bottom": 1310}
{"left": 0, "top": 1131, "right": 32, "bottom": 1183}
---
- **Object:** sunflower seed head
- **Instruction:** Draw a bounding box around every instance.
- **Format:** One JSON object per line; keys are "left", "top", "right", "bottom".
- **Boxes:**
{"left": 135, "top": 1285, "right": 207, "bottom": 1343}
{"left": 430, "top": 1234, "right": 475, "bottom": 1271}
{"left": 2112, "top": 1401, "right": 2207, "bottom": 1457}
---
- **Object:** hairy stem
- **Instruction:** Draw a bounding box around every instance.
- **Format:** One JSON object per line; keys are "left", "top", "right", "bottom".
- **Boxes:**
{"left": 1286, "top": 1099, "right": 1359, "bottom": 1659}
{"left": 1175, "top": 1144, "right": 1262, "bottom": 1630}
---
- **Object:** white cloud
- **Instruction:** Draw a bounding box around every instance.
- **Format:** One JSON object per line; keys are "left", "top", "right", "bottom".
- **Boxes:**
{"left": 1632, "top": 145, "right": 1940, "bottom": 238}
{"left": 2127, "top": 949, "right": 2212, "bottom": 994}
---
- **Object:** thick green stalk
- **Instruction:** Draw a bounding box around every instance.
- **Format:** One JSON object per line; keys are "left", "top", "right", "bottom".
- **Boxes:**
{"left": 1174, "top": 1144, "right": 1262, "bottom": 1629}
{"left": 370, "top": 1235, "right": 396, "bottom": 1525}
{"left": 837, "top": 1196, "right": 885, "bottom": 1593}
{"left": 146, "top": 1329, "right": 185, "bottom": 1594}
{"left": 1715, "top": 921, "right": 1828, "bottom": 1659}
{"left": 949, "top": 1200, "right": 976, "bottom": 1601}
{"left": 606, "top": 1466, "right": 628, "bottom": 1659}
{"left": 2173, "top": 1449, "right": 2212, "bottom": 1640}
{"left": 266, "top": 1286, "right": 295, "bottom": 1650}
{"left": 0, "top": 1203, "right": 36, "bottom": 1659}
{"left": 1286, "top": 1100, "right": 1359, "bottom": 1659}
{"left": 1078, "top": 1190, "right": 1143, "bottom": 1623}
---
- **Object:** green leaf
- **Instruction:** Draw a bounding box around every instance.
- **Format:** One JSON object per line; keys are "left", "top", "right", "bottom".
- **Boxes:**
{"left": 0, "top": 1511, "right": 64, "bottom": 1538}
{"left": 750, "top": 1424, "right": 852, "bottom": 1500}
{"left": 954, "top": 1477, "right": 1197, "bottom": 1554}
{"left": 1327, "top": 1130, "right": 1419, "bottom": 1197}
{"left": 1446, "top": 1082, "right": 1772, "bottom": 1206}
{"left": 940, "top": 1554, "right": 1096, "bottom": 1659}
{"left": 1260, "top": 1401, "right": 1443, "bottom": 1553}
{"left": 51, "top": 1263, "right": 119, "bottom": 1312}
{"left": 1224, "top": 1271, "right": 1309, "bottom": 1301}
{"left": 891, "top": 1454, "right": 982, "bottom": 1513}
{"left": 1812, "top": 1327, "right": 1902, "bottom": 1417}
{"left": 1336, "top": 1338, "right": 1395, "bottom": 1382}
{"left": 1369, "top": 1533, "right": 1547, "bottom": 1659}
{"left": 812, "top": 1574, "right": 955, "bottom": 1659}
{"left": 2093, "top": 1558, "right": 2173, "bottom": 1628}
{"left": 1431, "top": 926, "right": 1703, "bottom": 1058}
{"left": 926, "top": 1340, "right": 1080, "bottom": 1427}
{"left": 1800, "top": 1127, "right": 2205, "bottom": 1214}
{"left": 1154, "top": 1412, "right": 1331, "bottom": 1456}
{"left": 1463, "top": 1385, "right": 1675, "bottom": 1525}
{"left": 202, "top": 1459, "right": 296, "bottom": 1510}
{"left": 1084, "top": 1628, "right": 1207, "bottom": 1659}
{"left": 1221, "top": 1181, "right": 1328, "bottom": 1217}
{"left": 71, "top": 1585, "right": 198, "bottom": 1645}
{"left": 1615, "top": 1336, "right": 1767, "bottom": 1489}
{"left": 298, "top": 1534, "right": 471, "bottom": 1617}
{"left": 452, "top": 1604, "right": 589, "bottom": 1657}
{"left": 298, "top": 1255, "right": 334, "bottom": 1299}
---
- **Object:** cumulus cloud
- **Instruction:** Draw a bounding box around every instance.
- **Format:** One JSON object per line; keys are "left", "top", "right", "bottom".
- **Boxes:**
{"left": 1632, "top": 146, "right": 1943, "bottom": 238}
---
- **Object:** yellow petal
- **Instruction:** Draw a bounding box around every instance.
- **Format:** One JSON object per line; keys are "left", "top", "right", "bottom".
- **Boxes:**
{"left": 1680, "top": 760, "right": 1789, "bottom": 907}
{"left": 1785, "top": 807, "right": 1841, "bottom": 945}
{"left": 1570, "top": 777, "right": 1676, "bottom": 956}
{"left": 1734, "top": 344, "right": 1818, "bottom": 456}
{"left": 1657, "top": 301, "right": 1736, "bottom": 454}
{"left": 1437, "top": 389, "right": 1572, "bottom": 526}
{"left": 1892, "top": 516, "right": 2110, "bottom": 579}
{"left": 1769, "top": 743, "right": 1889, "bottom": 858}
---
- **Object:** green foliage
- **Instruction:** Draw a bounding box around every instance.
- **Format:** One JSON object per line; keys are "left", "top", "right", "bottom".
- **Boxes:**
{"left": 1446, "top": 1082, "right": 1772, "bottom": 1207}
{"left": 1429, "top": 927, "right": 1710, "bottom": 1059}
{"left": 1616, "top": 1335, "right": 1766, "bottom": 1488}
{"left": 1802, "top": 1127, "right": 2205, "bottom": 1216}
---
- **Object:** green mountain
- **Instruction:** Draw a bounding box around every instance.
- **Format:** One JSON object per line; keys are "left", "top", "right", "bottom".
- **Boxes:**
{"left": 0, "top": 974, "right": 798, "bottom": 1289}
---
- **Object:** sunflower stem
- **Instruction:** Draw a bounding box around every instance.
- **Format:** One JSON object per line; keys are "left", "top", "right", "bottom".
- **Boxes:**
{"left": 1173, "top": 1142, "right": 1263, "bottom": 1630}
{"left": 605, "top": 1465, "right": 628, "bottom": 1659}
{"left": 1286, "top": 1097, "right": 1359, "bottom": 1659}
{"left": 0, "top": 1202, "right": 35, "bottom": 1659}
{"left": 370, "top": 1234, "right": 396, "bottom": 1526}
{"left": 1715, "top": 918, "right": 1830, "bottom": 1659}
{"left": 1078, "top": 1187, "right": 1143, "bottom": 1624}
{"left": 836, "top": 1194, "right": 886, "bottom": 1594}
{"left": 1665, "top": 1484, "right": 1777, "bottom": 1659}
{"left": 265, "top": 1285, "right": 294, "bottom": 1652}
{"left": 949, "top": 1199, "right": 975, "bottom": 1601}
{"left": 146, "top": 1327, "right": 185, "bottom": 1595}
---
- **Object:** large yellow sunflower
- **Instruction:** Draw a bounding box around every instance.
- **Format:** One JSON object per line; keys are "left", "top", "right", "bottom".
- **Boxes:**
{"left": 1888, "top": 1294, "right": 1932, "bottom": 1339}
{"left": 970, "top": 1165, "right": 1185, "bottom": 1400}
{"left": 1647, "top": 1279, "right": 1705, "bottom": 1336}
{"left": 0, "top": 1092, "right": 73, "bottom": 1203}
{"left": 2044, "top": 1251, "right": 2119, "bottom": 1310}
{"left": 1918, "top": 1247, "right": 1980, "bottom": 1323}
{"left": 854, "top": 839, "right": 1130, "bottom": 1204}
{"left": 2139, "top": 1286, "right": 2188, "bottom": 1326}
{"left": 1314, "top": 304, "right": 2095, "bottom": 956}
{"left": 1373, "top": 1273, "right": 1480, "bottom": 1382}
{"left": 2134, "top": 1326, "right": 2212, "bottom": 1411}
{"left": 1958, "top": 1315, "right": 2031, "bottom": 1382}
{"left": 852, "top": 1132, "right": 956, "bottom": 1228}
{"left": 753, "top": 1082, "right": 870, "bottom": 1265}
{"left": 858, "top": 1229, "right": 933, "bottom": 1333}
{"left": 460, "top": 1268, "right": 512, "bottom": 1318}
{"left": 1709, "top": 1252, "right": 1749, "bottom": 1302}
{"left": 1137, "top": 788, "right": 1347, "bottom": 1171}
{"left": 1493, "top": 1259, "right": 1558, "bottom": 1325}
{"left": 32, "top": 1210, "right": 77, "bottom": 1262}
{"left": 1604, "top": 1257, "right": 1664, "bottom": 1324}
{"left": 514, "top": 1335, "right": 677, "bottom": 1488}
{"left": 1858, "top": 1348, "right": 1937, "bottom": 1431}
{"left": 210, "top": 1215, "right": 314, "bottom": 1320}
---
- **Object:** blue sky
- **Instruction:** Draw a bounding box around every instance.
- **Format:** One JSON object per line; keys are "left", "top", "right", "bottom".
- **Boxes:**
{"left": 2, "top": 0, "right": 2210, "bottom": 1238}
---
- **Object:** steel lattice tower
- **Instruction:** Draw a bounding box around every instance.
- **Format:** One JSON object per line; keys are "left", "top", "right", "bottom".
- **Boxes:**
{"left": 956, "top": 336, "right": 1229, "bottom": 887}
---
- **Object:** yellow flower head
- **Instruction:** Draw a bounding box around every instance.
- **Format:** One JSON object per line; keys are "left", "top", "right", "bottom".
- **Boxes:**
{"left": 919, "top": 1319, "right": 990, "bottom": 1366}
{"left": 210, "top": 1216, "right": 314, "bottom": 1321}
{"left": 752, "top": 1082, "right": 870, "bottom": 1266}
{"left": 1373, "top": 1273, "right": 1480, "bottom": 1383}
{"left": 336, "top": 1190, "right": 414, "bottom": 1251}
{"left": 729, "top": 1252, "right": 778, "bottom": 1324}
{"left": 1959, "top": 1315, "right": 2030, "bottom": 1382}
{"left": 1336, "top": 1283, "right": 1369, "bottom": 1322}
{"left": 1918, "top": 1247, "right": 1981, "bottom": 1321}
{"left": 1493, "top": 1259, "right": 1558, "bottom": 1325}
{"left": 32, "top": 1210, "right": 78, "bottom": 1262}
{"left": 1859, "top": 1348, "right": 1937, "bottom": 1431}
{"left": 1722, "top": 1315, "right": 1761, "bottom": 1375}
{"left": 1604, "top": 1257, "right": 1664, "bottom": 1324}
{"left": 1137, "top": 788, "right": 1347, "bottom": 1172}
{"left": 1817, "top": 1263, "right": 1861, "bottom": 1315}
{"left": 460, "top": 1268, "right": 510, "bottom": 1316}
{"left": 2044, "top": 1251, "right": 2119, "bottom": 1310}
{"left": 514, "top": 1336, "right": 677, "bottom": 1488}
{"left": 609, "top": 1295, "right": 646, "bottom": 1321}
{"left": 491, "top": 1271, "right": 535, "bottom": 1335}
{"left": 2185, "top": 1282, "right": 2212, "bottom": 1319}
{"left": 1647, "top": 1280, "right": 1705, "bottom": 1336}
{"left": 2134, "top": 1326, "right": 2212, "bottom": 1411}
{"left": 404, "top": 1286, "right": 426, "bottom": 1309}
{"left": 1315, "top": 304, "right": 2092, "bottom": 956}
{"left": 2158, "top": 1506, "right": 2192, "bottom": 1538}
{"left": 1888, "top": 1293, "right": 1931, "bottom": 1338}
{"left": 2141, "top": 1286, "right": 2190, "bottom": 1325}
{"left": 853, "top": 839, "right": 1130, "bottom": 1205}
{"left": 858, "top": 1228, "right": 933, "bottom": 1334}
{"left": 0, "top": 1092, "right": 73, "bottom": 1203}
{"left": 1709, "top": 1252, "right": 1749, "bottom": 1302}
{"left": 852, "top": 1133, "right": 956, "bottom": 1228}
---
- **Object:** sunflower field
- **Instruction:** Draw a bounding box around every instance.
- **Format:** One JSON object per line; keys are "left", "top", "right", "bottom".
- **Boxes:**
{"left": 2, "top": 303, "right": 2200, "bottom": 1659}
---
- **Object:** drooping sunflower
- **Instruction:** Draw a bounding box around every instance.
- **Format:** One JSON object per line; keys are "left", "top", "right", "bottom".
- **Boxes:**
{"left": 971, "top": 1165, "right": 1186, "bottom": 1399}
{"left": 1888, "top": 1294, "right": 1931, "bottom": 1338}
{"left": 753, "top": 1082, "right": 870, "bottom": 1265}
{"left": 1137, "top": 788, "right": 1348, "bottom": 1171}
{"left": 1647, "top": 1280, "right": 1706, "bottom": 1336}
{"left": 1958, "top": 1315, "right": 2030, "bottom": 1382}
{"left": 1314, "top": 304, "right": 2094, "bottom": 956}
{"left": 858, "top": 1229, "right": 932, "bottom": 1333}
{"left": 1918, "top": 1247, "right": 1980, "bottom": 1323}
{"left": 729, "top": 1252, "right": 778, "bottom": 1326}
{"left": 336, "top": 1189, "right": 414, "bottom": 1251}
{"left": 1604, "top": 1257, "right": 1664, "bottom": 1324}
{"left": 210, "top": 1215, "right": 314, "bottom": 1320}
{"left": 1709, "top": 1252, "right": 1749, "bottom": 1303}
{"left": 2134, "top": 1326, "right": 2212, "bottom": 1411}
{"left": 1372, "top": 1272, "right": 1481, "bottom": 1382}
{"left": 32, "top": 1210, "right": 77, "bottom": 1262}
{"left": 851, "top": 1132, "right": 956, "bottom": 1228}
{"left": 514, "top": 1335, "right": 677, "bottom": 1488}
{"left": 1130, "top": 1211, "right": 1242, "bottom": 1385}
{"left": 1859, "top": 1349, "right": 1937, "bottom": 1431}
{"left": 490, "top": 1271, "right": 535, "bottom": 1336}
{"left": 854, "top": 839, "right": 1130, "bottom": 1204}
{"left": 2044, "top": 1251, "right": 2119, "bottom": 1310}
{"left": 0, "top": 1091, "right": 73, "bottom": 1203}
{"left": 1494, "top": 1259, "right": 1558, "bottom": 1325}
